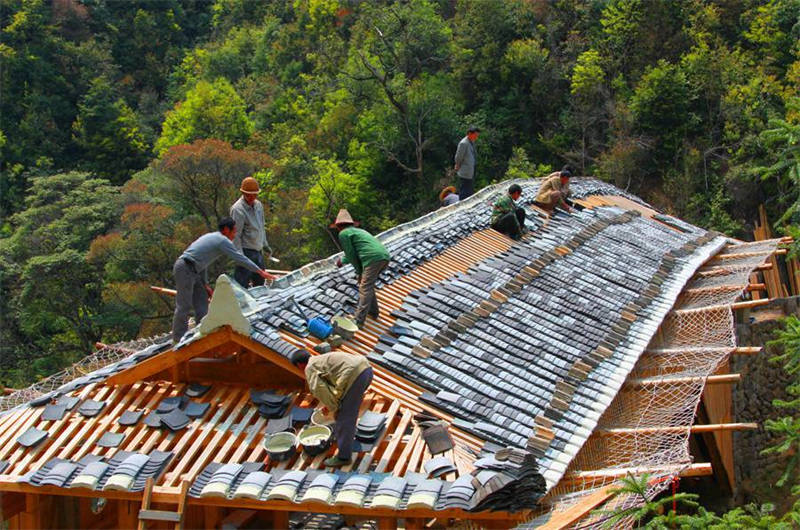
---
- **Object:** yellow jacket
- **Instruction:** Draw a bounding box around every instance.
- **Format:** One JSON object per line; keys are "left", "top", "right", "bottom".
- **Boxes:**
{"left": 305, "top": 352, "right": 370, "bottom": 414}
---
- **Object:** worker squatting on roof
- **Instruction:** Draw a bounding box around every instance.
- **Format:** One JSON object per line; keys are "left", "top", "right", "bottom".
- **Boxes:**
{"left": 332, "top": 208, "right": 392, "bottom": 329}
{"left": 533, "top": 166, "right": 574, "bottom": 214}
{"left": 490, "top": 167, "right": 577, "bottom": 240}
{"left": 294, "top": 350, "right": 374, "bottom": 468}
{"left": 230, "top": 176, "right": 273, "bottom": 289}
{"left": 171, "top": 216, "right": 276, "bottom": 343}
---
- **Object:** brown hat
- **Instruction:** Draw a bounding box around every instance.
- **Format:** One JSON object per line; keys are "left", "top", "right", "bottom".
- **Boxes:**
{"left": 240, "top": 176, "right": 260, "bottom": 194}
{"left": 439, "top": 186, "right": 457, "bottom": 202}
{"left": 331, "top": 208, "right": 358, "bottom": 228}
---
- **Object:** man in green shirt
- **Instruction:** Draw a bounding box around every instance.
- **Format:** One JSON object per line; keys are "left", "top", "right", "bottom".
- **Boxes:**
{"left": 333, "top": 209, "right": 391, "bottom": 327}
{"left": 491, "top": 184, "right": 527, "bottom": 240}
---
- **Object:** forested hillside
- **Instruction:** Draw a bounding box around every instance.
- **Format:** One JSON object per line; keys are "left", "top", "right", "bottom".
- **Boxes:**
{"left": 1, "top": 0, "right": 799, "bottom": 387}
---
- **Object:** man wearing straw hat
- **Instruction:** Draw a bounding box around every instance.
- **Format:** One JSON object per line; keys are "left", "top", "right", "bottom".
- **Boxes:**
{"left": 332, "top": 209, "right": 391, "bottom": 328}
{"left": 230, "top": 176, "right": 272, "bottom": 288}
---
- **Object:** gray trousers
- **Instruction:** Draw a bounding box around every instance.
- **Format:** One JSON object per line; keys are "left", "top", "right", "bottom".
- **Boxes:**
{"left": 335, "top": 367, "right": 374, "bottom": 459}
{"left": 234, "top": 248, "right": 265, "bottom": 288}
{"left": 354, "top": 260, "right": 388, "bottom": 326}
{"left": 171, "top": 258, "right": 208, "bottom": 342}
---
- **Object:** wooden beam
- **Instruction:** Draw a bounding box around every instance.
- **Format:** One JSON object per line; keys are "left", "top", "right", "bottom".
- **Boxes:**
{"left": 227, "top": 331, "right": 306, "bottom": 379}
{"left": 733, "top": 346, "right": 762, "bottom": 355}
{"left": 595, "top": 422, "right": 757, "bottom": 436}
{"left": 533, "top": 485, "right": 618, "bottom": 530}
{"left": 559, "top": 463, "right": 712, "bottom": 487}
{"left": 674, "top": 299, "right": 771, "bottom": 314}
{"left": 695, "top": 402, "right": 733, "bottom": 494}
{"left": 626, "top": 373, "right": 741, "bottom": 388}
{"left": 0, "top": 491, "right": 25, "bottom": 520}
{"left": 106, "top": 328, "right": 233, "bottom": 386}
{"left": 712, "top": 249, "right": 786, "bottom": 261}
{"left": 219, "top": 509, "right": 257, "bottom": 530}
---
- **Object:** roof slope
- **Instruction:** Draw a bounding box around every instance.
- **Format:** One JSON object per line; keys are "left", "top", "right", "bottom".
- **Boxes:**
{"left": 0, "top": 177, "right": 746, "bottom": 518}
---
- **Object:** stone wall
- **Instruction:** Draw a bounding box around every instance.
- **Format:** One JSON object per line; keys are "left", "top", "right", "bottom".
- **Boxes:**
{"left": 731, "top": 296, "right": 799, "bottom": 511}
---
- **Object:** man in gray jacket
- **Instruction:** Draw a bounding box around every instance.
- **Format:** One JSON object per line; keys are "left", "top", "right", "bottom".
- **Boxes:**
{"left": 454, "top": 126, "right": 480, "bottom": 199}
{"left": 230, "top": 176, "right": 272, "bottom": 288}
{"left": 172, "top": 217, "right": 276, "bottom": 343}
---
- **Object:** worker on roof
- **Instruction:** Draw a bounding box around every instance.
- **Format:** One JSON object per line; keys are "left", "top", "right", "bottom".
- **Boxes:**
{"left": 439, "top": 185, "right": 459, "bottom": 207}
{"left": 230, "top": 176, "right": 272, "bottom": 289}
{"left": 333, "top": 209, "right": 391, "bottom": 328}
{"left": 454, "top": 126, "right": 480, "bottom": 199}
{"left": 534, "top": 166, "right": 574, "bottom": 214}
{"left": 171, "top": 217, "right": 276, "bottom": 343}
{"left": 299, "top": 351, "right": 374, "bottom": 467}
{"left": 491, "top": 183, "right": 527, "bottom": 240}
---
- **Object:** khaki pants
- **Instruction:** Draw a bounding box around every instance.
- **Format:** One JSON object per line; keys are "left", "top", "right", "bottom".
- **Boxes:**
{"left": 536, "top": 190, "right": 563, "bottom": 212}
{"left": 354, "top": 260, "right": 388, "bottom": 326}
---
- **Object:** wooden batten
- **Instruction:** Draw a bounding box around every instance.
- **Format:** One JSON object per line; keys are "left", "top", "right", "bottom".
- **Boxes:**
{"left": 559, "top": 463, "right": 713, "bottom": 487}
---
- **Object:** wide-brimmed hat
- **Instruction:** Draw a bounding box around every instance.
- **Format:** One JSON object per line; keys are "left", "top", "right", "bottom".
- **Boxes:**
{"left": 439, "top": 186, "right": 457, "bottom": 202}
{"left": 330, "top": 208, "right": 359, "bottom": 228}
{"left": 240, "top": 176, "right": 260, "bottom": 194}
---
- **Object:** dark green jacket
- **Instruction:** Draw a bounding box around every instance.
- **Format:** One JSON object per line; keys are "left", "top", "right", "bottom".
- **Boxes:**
{"left": 338, "top": 227, "right": 391, "bottom": 276}
{"left": 491, "top": 195, "right": 520, "bottom": 227}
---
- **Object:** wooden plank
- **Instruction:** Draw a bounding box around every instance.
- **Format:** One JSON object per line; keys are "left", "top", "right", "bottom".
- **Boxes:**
{"left": 118, "top": 500, "right": 138, "bottom": 530}
{"left": 534, "top": 484, "right": 618, "bottom": 530}
{"left": 170, "top": 389, "right": 251, "bottom": 484}
{"left": 219, "top": 509, "right": 257, "bottom": 530}
{"left": 374, "top": 410, "right": 413, "bottom": 473}
{"left": 107, "top": 329, "right": 234, "bottom": 386}
{"left": 1, "top": 491, "right": 25, "bottom": 520}
{"left": 227, "top": 332, "right": 306, "bottom": 380}
{"left": 560, "top": 463, "right": 712, "bottom": 486}
{"left": 700, "top": 361, "right": 735, "bottom": 493}
{"left": 357, "top": 400, "right": 401, "bottom": 473}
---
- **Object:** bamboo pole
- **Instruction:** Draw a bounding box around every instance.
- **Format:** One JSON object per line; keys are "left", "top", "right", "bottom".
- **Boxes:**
{"left": 594, "top": 422, "right": 758, "bottom": 437}
{"left": 625, "top": 373, "right": 741, "bottom": 388}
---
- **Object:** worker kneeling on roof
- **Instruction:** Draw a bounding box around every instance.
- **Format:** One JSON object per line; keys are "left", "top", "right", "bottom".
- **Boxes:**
{"left": 297, "top": 351, "right": 374, "bottom": 468}
{"left": 534, "top": 166, "right": 574, "bottom": 214}
{"left": 491, "top": 184, "right": 527, "bottom": 240}
{"left": 333, "top": 209, "right": 391, "bottom": 328}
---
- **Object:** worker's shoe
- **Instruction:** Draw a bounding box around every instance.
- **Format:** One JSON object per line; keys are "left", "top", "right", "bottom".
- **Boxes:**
{"left": 324, "top": 455, "right": 351, "bottom": 467}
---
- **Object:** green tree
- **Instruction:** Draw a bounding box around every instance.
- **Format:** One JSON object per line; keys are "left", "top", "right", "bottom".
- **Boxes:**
{"left": 154, "top": 139, "right": 268, "bottom": 229}
{"left": 72, "top": 76, "right": 150, "bottom": 183}
{"left": 155, "top": 78, "right": 254, "bottom": 155}
{"left": 0, "top": 172, "right": 120, "bottom": 386}
{"left": 754, "top": 97, "right": 800, "bottom": 226}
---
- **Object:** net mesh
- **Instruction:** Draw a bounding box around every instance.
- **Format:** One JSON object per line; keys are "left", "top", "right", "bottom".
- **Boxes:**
{"left": 524, "top": 239, "right": 780, "bottom": 529}
{"left": 0, "top": 333, "right": 169, "bottom": 414}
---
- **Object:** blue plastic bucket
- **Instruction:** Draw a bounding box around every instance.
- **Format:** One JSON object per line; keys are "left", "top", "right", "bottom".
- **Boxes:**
{"left": 308, "top": 317, "right": 333, "bottom": 339}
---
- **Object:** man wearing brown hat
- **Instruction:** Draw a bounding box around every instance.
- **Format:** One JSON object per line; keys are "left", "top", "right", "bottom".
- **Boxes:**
{"left": 230, "top": 176, "right": 272, "bottom": 288}
{"left": 439, "top": 186, "right": 459, "bottom": 207}
{"left": 332, "top": 209, "right": 391, "bottom": 328}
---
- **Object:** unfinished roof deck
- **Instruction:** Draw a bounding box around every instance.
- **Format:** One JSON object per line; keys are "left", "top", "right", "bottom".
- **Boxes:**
{"left": 0, "top": 177, "right": 782, "bottom": 528}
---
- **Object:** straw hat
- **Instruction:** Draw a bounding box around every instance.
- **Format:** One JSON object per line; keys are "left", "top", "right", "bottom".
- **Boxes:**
{"left": 330, "top": 208, "right": 358, "bottom": 228}
{"left": 439, "top": 186, "right": 457, "bottom": 202}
